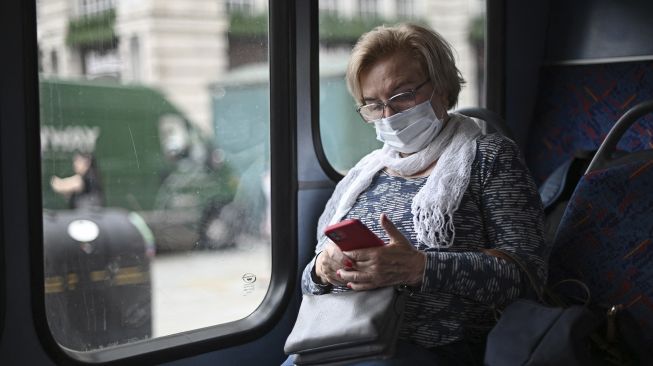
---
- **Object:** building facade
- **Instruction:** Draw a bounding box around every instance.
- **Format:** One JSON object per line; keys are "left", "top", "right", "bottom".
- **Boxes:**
{"left": 37, "top": 0, "right": 484, "bottom": 134}
{"left": 37, "top": 0, "right": 228, "bottom": 134}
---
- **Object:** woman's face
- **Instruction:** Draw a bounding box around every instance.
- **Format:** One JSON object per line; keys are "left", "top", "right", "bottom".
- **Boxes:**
{"left": 359, "top": 51, "right": 448, "bottom": 119}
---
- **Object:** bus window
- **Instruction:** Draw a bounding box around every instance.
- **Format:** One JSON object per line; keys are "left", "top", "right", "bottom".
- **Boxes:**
{"left": 37, "top": 0, "right": 271, "bottom": 353}
{"left": 318, "top": 0, "right": 486, "bottom": 174}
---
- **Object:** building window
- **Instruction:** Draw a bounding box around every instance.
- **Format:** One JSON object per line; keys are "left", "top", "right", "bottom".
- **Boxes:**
{"left": 226, "top": 0, "right": 255, "bottom": 15}
{"left": 358, "top": 0, "right": 378, "bottom": 18}
{"left": 319, "top": 0, "right": 338, "bottom": 16}
{"left": 129, "top": 36, "right": 141, "bottom": 81}
{"left": 397, "top": 0, "right": 415, "bottom": 18}
{"left": 50, "top": 50, "right": 58, "bottom": 75}
{"left": 79, "top": 0, "right": 115, "bottom": 17}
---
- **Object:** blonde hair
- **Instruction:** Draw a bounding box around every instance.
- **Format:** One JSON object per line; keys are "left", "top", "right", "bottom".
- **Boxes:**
{"left": 345, "top": 23, "right": 465, "bottom": 109}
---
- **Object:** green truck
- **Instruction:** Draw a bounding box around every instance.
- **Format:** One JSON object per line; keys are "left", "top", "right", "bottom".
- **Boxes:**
{"left": 40, "top": 78, "right": 237, "bottom": 251}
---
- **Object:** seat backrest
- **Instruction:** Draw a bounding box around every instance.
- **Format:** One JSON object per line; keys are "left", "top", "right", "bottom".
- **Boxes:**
{"left": 455, "top": 107, "right": 513, "bottom": 140}
{"left": 525, "top": 61, "right": 653, "bottom": 186}
{"left": 549, "top": 100, "right": 653, "bottom": 345}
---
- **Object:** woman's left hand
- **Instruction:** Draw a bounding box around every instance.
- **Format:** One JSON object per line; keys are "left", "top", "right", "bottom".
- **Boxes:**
{"left": 337, "top": 213, "right": 426, "bottom": 291}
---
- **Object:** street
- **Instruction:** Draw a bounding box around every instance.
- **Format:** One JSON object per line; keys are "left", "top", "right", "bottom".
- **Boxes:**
{"left": 150, "top": 241, "right": 271, "bottom": 337}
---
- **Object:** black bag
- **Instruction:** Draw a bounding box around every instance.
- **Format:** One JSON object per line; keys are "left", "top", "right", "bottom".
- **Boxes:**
{"left": 486, "top": 299, "right": 600, "bottom": 365}
{"left": 284, "top": 286, "right": 407, "bottom": 365}
{"left": 484, "top": 250, "right": 650, "bottom": 366}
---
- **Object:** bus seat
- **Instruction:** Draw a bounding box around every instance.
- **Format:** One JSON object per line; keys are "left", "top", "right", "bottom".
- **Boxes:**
{"left": 525, "top": 61, "right": 653, "bottom": 186}
{"left": 548, "top": 100, "right": 653, "bottom": 346}
{"left": 455, "top": 107, "right": 514, "bottom": 140}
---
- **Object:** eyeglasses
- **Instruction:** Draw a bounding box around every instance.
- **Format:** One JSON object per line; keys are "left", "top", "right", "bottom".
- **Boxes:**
{"left": 356, "top": 79, "right": 431, "bottom": 123}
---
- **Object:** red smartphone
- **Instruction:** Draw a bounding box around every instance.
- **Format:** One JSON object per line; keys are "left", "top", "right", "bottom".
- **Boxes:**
{"left": 324, "top": 218, "right": 384, "bottom": 251}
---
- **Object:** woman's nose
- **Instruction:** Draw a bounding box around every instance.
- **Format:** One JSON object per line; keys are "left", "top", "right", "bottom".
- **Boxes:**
{"left": 383, "top": 104, "right": 398, "bottom": 118}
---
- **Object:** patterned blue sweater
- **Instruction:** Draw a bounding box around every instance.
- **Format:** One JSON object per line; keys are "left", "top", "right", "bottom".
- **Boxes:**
{"left": 301, "top": 134, "right": 548, "bottom": 349}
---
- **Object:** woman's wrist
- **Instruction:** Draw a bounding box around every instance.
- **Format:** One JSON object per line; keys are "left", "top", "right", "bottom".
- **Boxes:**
{"left": 313, "top": 252, "right": 329, "bottom": 285}
{"left": 408, "top": 251, "right": 427, "bottom": 286}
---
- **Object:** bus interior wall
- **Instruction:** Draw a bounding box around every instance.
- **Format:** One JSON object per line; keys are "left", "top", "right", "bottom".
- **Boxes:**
{"left": 504, "top": 0, "right": 653, "bottom": 181}
{"left": 3, "top": 0, "right": 653, "bottom": 365}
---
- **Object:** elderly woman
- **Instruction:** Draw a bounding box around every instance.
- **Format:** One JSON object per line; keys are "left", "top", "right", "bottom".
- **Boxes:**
{"left": 285, "top": 23, "right": 547, "bottom": 365}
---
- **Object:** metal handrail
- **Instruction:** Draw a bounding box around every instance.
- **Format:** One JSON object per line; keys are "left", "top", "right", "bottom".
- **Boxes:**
{"left": 587, "top": 99, "right": 653, "bottom": 173}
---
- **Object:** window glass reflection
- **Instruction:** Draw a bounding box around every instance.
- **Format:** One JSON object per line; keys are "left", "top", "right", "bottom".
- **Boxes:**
{"left": 38, "top": 0, "right": 271, "bottom": 351}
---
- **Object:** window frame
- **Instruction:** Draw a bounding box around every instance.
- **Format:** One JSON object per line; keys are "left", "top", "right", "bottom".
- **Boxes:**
{"left": 310, "top": 5, "right": 343, "bottom": 183}
{"left": 486, "top": 0, "right": 505, "bottom": 117}
{"left": 0, "top": 101, "right": 4, "bottom": 346}
{"left": 28, "top": 0, "right": 297, "bottom": 364}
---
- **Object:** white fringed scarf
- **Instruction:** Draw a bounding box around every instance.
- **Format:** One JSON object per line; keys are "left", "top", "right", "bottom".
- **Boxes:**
{"left": 316, "top": 113, "right": 482, "bottom": 250}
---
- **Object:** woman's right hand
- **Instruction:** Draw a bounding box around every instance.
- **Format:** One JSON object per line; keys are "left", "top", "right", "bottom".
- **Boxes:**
{"left": 315, "top": 240, "right": 354, "bottom": 286}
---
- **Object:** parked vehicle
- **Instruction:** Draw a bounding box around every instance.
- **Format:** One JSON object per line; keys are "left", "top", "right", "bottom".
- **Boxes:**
{"left": 40, "top": 79, "right": 238, "bottom": 251}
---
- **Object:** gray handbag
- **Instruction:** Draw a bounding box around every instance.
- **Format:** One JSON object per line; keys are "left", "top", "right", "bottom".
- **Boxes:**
{"left": 284, "top": 286, "right": 407, "bottom": 365}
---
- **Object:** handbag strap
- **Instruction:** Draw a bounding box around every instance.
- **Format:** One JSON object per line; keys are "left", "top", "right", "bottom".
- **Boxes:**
{"left": 482, "top": 248, "right": 544, "bottom": 301}
{"left": 482, "top": 248, "right": 591, "bottom": 307}
{"left": 549, "top": 279, "right": 592, "bottom": 306}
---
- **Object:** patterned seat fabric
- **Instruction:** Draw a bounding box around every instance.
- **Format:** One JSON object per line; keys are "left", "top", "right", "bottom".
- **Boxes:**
{"left": 550, "top": 159, "right": 653, "bottom": 345}
{"left": 526, "top": 61, "right": 653, "bottom": 186}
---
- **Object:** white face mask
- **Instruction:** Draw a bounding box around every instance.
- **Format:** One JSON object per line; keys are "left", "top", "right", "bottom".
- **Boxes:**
{"left": 372, "top": 99, "right": 444, "bottom": 154}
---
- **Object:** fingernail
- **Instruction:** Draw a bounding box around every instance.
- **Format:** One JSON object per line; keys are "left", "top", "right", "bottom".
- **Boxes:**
{"left": 336, "top": 270, "right": 341, "bottom": 278}
{"left": 344, "top": 259, "right": 353, "bottom": 268}
{"left": 347, "top": 283, "right": 352, "bottom": 289}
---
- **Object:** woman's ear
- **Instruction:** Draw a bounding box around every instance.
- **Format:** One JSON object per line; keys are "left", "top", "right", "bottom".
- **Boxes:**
{"left": 431, "top": 93, "right": 449, "bottom": 119}
{"left": 437, "top": 93, "right": 449, "bottom": 111}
